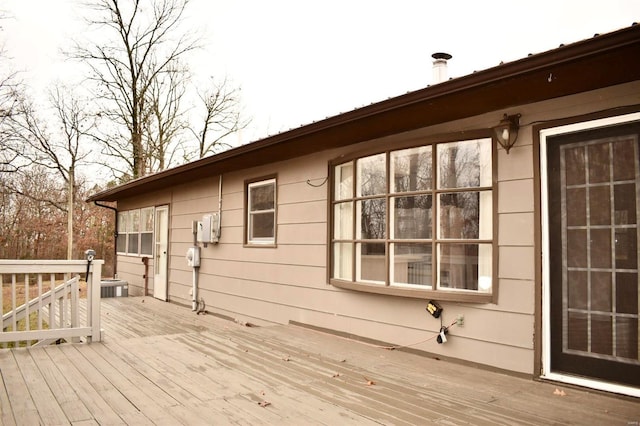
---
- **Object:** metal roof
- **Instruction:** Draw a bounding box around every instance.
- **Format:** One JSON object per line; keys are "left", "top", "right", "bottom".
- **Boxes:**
{"left": 88, "top": 24, "right": 640, "bottom": 202}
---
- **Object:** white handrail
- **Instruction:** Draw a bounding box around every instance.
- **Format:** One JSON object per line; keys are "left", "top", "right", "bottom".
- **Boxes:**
{"left": 2, "top": 276, "right": 78, "bottom": 329}
{"left": 0, "top": 260, "right": 103, "bottom": 346}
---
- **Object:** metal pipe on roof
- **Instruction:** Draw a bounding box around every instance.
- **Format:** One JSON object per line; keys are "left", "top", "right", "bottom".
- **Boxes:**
{"left": 432, "top": 52, "right": 452, "bottom": 84}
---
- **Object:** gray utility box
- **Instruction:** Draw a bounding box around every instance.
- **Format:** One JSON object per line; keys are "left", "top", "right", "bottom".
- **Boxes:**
{"left": 100, "top": 279, "right": 128, "bottom": 298}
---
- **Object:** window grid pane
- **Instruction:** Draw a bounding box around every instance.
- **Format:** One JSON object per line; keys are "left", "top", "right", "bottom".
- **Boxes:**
{"left": 357, "top": 154, "right": 386, "bottom": 197}
{"left": 391, "top": 146, "right": 432, "bottom": 193}
{"left": 391, "top": 243, "right": 433, "bottom": 287}
{"left": 331, "top": 137, "right": 493, "bottom": 295}
{"left": 140, "top": 232, "right": 153, "bottom": 255}
{"left": 437, "top": 139, "right": 491, "bottom": 189}
{"left": 141, "top": 207, "right": 154, "bottom": 232}
{"left": 335, "top": 162, "right": 353, "bottom": 200}
{"left": 128, "top": 210, "right": 140, "bottom": 232}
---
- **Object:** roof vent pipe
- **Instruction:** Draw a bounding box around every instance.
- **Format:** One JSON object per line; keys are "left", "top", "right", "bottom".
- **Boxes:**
{"left": 432, "top": 52, "right": 452, "bottom": 84}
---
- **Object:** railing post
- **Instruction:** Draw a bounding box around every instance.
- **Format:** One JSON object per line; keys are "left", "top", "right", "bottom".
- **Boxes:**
{"left": 88, "top": 261, "right": 103, "bottom": 342}
{"left": 70, "top": 276, "right": 79, "bottom": 343}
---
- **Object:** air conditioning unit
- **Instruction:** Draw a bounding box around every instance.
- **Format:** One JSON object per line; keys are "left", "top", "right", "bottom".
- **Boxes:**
{"left": 100, "top": 279, "right": 129, "bottom": 298}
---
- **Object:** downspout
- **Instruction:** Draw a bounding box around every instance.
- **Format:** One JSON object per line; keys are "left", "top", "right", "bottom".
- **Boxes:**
{"left": 94, "top": 201, "right": 118, "bottom": 277}
{"left": 217, "top": 174, "right": 223, "bottom": 239}
{"left": 191, "top": 224, "right": 199, "bottom": 311}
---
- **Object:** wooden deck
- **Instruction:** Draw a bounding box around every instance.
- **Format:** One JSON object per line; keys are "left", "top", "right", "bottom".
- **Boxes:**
{"left": 1, "top": 297, "right": 638, "bottom": 425}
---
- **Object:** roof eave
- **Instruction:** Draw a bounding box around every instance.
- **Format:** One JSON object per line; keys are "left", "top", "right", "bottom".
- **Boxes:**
{"left": 88, "top": 25, "right": 640, "bottom": 203}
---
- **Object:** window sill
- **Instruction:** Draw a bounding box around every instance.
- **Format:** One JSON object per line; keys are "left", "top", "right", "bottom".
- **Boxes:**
{"left": 243, "top": 243, "right": 277, "bottom": 249}
{"left": 329, "top": 279, "right": 495, "bottom": 304}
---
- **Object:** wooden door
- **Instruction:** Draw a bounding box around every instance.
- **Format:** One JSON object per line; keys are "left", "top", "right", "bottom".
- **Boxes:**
{"left": 546, "top": 122, "right": 640, "bottom": 388}
{"left": 153, "top": 206, "right": 169, "bottom": 301}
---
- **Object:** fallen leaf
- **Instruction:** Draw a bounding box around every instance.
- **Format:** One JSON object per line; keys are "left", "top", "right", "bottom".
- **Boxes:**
{"left": 258, "top": 401, "right": 271, "bottom": 407}
{"left": 553, "top": 388, "right": 566, "bottom": 396}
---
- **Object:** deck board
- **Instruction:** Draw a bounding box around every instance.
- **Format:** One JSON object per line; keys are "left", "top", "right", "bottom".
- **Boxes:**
{"left": 0, "top": 296, "right": 638, "bottom": 425}
{"left": 11, "top": 348, "right": 70, "bottom": 425}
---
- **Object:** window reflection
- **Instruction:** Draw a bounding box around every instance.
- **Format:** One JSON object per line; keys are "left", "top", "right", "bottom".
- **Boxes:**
{"left": 391, "top": 146, "right": 432, "bottom": 193}
{"left": 357, "top": 154, "right": 386, "bottom": 196}
{"left": 437, "top": 139, "right": 491, "bottom": 189}
{"left": 358, "top": 199, "right": 386, "bottom": 239}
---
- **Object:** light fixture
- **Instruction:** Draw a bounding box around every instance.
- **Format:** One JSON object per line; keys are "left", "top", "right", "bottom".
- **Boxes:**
{"left": 493, "top": 113, "right": 521, "bottom": 154}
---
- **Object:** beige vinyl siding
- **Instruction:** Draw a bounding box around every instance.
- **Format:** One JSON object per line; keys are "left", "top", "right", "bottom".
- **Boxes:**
{"left": 112, "top": 80, "right": 639, "bottom": 376}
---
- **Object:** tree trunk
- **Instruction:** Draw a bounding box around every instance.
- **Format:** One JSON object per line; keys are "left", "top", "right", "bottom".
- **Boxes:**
{"left": 67, "top": 166, "right": 74, "bottom": 260}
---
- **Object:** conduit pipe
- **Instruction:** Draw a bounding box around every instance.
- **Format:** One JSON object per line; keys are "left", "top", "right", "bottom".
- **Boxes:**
{"left": 191, "top": 222, "right": 199, "bottom": 311}
{"left": 191, "top": 174, "right": 222, "bottom": 313}
{"left": 218, "top": 174, "right": 223, "bottom": 229}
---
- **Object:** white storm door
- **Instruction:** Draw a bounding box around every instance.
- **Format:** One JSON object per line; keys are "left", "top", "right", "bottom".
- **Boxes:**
{"left": 154, "top": 206, "right": 169, "bottom": 301}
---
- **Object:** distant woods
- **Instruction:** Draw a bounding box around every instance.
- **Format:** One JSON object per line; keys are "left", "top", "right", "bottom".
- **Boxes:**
{"left": 0, "top": 0, "right": 248, "bottom": 265}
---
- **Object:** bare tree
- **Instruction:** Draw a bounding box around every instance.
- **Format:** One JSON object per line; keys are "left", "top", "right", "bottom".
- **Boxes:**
{"left": 191, "top": 77, "right": 248, "bottom": 159}
{"left": 143, "top": 59, "right": 189, "bottom": 172}
{"left": 72, "top": 0, "right": 199, "bottom": 179}
{"left": 0, "top": 63, "right": 24, "bottom": 173}
{"left": 0, "top": 168, "right": 115, "bottom": 273}
{"left": 4, "top": 86, "right": 95, "bottom": 259}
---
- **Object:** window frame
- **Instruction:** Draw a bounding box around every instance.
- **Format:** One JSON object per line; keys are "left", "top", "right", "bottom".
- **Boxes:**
{"left": 245, "top": 176, "right": 277, "bottom": 246}
{"left": 116, "top": 207, "right": 155, "bottom": 256}
{"left": 328, "top": 130, "right": 497, "bottom": 303}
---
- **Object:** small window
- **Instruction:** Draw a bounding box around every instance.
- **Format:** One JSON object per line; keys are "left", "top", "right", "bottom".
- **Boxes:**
{"left": 246, "top": 178, "right": 276, "bottom": 245}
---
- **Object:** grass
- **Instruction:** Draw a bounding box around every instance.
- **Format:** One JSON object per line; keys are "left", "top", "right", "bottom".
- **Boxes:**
{"left": 1, "top": 276, "right": 88, "bottom": 348}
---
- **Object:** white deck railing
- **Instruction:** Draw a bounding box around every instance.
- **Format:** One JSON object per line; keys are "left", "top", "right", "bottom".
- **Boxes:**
{"left": 0, "top": 260, "right": 103, "bottom": 347}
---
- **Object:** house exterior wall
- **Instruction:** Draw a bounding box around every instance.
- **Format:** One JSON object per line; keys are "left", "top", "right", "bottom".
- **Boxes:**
{"left": 115, "top": 191, "right": 171, "bottom": 296}
{"left": 114, "top": 81, "right": 640, "bottom": 375}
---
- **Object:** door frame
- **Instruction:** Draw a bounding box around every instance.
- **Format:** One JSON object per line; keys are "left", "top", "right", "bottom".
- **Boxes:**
{"left": 539, "top": 111, "right": 640, "bottom": 398}
{"left": 153, "top": 205, "right": 169, "bottom": 301}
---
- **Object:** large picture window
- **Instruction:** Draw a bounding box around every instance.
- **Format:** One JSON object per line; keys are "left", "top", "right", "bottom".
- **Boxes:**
{"left": 246, "top": 177, "right": 277, "bottom": 245}
{"left": 117, "top": 207, "right": 154, "bottom": 256}
{"left": 330, "top": 136, "right": 495, "bottom": 300}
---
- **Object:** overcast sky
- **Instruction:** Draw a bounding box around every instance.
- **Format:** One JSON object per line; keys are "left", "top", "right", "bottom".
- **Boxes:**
{"left": 3, "top": 0, "right": 639, "bottom": 145}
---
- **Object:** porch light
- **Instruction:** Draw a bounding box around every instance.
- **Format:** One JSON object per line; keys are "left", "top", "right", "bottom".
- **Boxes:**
{"left": 493, "top": 113, "right": 521, "bottom": 154}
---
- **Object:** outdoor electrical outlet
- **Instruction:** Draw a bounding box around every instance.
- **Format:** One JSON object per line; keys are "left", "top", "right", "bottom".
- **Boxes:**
{"left": 456, "top": 314, "right": 464, "bottom": 327}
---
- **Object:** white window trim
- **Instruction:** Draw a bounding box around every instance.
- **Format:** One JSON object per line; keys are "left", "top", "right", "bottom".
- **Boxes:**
{"left": 247, "top": 178, "right": 277, "bottom": 245}
{"left": 117, "top": 207, "right": 156, "bottom": 256}
{"left": 539, "top": 111, "right": 640, "bottom": 398}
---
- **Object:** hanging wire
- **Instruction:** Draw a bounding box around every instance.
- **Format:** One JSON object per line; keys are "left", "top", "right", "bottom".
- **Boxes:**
{"left": 306, "top": 177, "right": 328, "bottom": 187}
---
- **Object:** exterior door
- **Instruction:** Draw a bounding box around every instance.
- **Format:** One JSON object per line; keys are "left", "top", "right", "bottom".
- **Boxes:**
{"left": 545, "top": 119, "right": 640, "bottom": 390}
{"left": 154, "top": 206, "right": 169, "bottom": 301}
